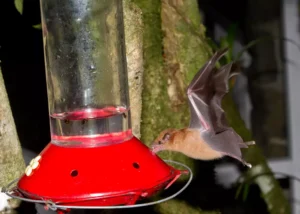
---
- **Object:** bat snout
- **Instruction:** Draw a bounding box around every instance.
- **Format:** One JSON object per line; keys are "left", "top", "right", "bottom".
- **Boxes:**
{"left": 151, "top": 143, "right": 163, "bottom": 153}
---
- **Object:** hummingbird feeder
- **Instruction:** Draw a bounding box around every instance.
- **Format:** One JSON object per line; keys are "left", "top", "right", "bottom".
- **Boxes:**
{"left": 3, "top": 0, "right": 192, "bottom": 213}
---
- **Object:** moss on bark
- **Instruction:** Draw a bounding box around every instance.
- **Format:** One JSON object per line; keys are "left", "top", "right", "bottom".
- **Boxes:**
{"left": 128, "top": 0, "right": 217, "bottom": 213}
{"left": 126, "top": 0, "right": 290, "bottom": 213}
{"left": 131, "top": 0, "right": 213, "bottom": 168}
{"left": 155, "top": 199, "right": 220, "bottom": 214}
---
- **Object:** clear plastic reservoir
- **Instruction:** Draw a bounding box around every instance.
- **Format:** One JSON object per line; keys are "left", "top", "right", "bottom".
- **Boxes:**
{"left": 40, "top": 0, "right": 132, "bottom": 147}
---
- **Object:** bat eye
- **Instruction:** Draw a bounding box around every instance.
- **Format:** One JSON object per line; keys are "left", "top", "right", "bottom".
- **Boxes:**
{"left": 158, "top": 141, "right": 162, "bottom": 145}
{"left": 162, "top": 133, "right": 170, "bottom": 141}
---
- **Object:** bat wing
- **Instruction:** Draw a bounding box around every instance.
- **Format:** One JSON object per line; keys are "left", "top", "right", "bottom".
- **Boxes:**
{"left": 187, "top": 48, "right": 228, "bottom": 131}
{"left": 203, "top": 129, "right": 244, "bottom": 162}
{"left": 210, "top": 63, "right": 233, "bottom": 133}
{"left": 204, "top": 61, "right": 247, "bottom": 163}
{"left": 187, "top": 49, "right": 250, "bottom": 166}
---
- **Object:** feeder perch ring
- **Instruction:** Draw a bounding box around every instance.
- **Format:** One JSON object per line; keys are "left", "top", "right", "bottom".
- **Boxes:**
{"left": 3, "top": 160, "right": 193, "bottom": 211}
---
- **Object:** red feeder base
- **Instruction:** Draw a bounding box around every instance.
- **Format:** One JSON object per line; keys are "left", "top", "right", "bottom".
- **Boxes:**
{"left": 16, "top": 137, "right": 183, "bottom": 206}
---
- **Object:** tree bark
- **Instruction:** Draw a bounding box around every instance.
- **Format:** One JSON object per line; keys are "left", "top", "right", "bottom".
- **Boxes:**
{"left": 0, "top": 68, "right": 25, "bottom": 212}
{"left": 126, "top": 0, "right": 290, "bottom": 214}
{"left": 126, "top": 0, "right": 217, "bottom": 213}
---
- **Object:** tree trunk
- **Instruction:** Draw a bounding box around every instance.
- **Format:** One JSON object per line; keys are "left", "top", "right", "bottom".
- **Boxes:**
{"left": 125, "top": 0, "right": 291, "bottom": 214}
{"left": 0, "top": 68, "right": 25, "bottom": 212}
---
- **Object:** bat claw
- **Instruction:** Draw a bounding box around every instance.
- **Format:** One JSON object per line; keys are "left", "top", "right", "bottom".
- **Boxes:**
{"left": 242, "top": 161, "right": 252, "bottom": 168}
{"left": 245, "top": 141, "right": 255, "bottom": 146}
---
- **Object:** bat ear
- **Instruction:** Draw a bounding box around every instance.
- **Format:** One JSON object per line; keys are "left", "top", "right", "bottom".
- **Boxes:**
{"left": 162, "top": 133, "right": 171, "bottom": 141}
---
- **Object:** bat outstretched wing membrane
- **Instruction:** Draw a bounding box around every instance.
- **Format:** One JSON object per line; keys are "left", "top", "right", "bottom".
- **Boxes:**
{"left": 187, "top": 48, "right": 228, "bottom": 131}
{"left": 210, "top": 63, "right": 233, "bottom": 133}
{"left": 187, "top": 49, "right": 252, "bottom": 167}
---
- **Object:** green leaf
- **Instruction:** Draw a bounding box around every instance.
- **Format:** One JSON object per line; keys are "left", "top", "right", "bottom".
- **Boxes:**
{"left": 206, "top": 37, "right": 219, "bottom": 52}
{"left": 235, "top": 35, "right": 300, "bottom": 62}
{"left": 218, "top": 23, "right": 238, "bottom": 65}
{"left": 33, "top": 24, "right": 42, "bottom": 29}
{"left": 225, "top": 23, "right": 237, "bottom": 62}
{"left": 242, "top": 183, "right": 250, "bottom": 201}
{"left": 14, "top": 0, "right": 23, "bottom": 14}
{"left": 219, "top": 38, "right": 231, "bottom": 65}
{"left": 226, "top": 23, "right": 238, "bottom": 51}
{"left": 235, "top": 182, "right": 244, "bottom": 199}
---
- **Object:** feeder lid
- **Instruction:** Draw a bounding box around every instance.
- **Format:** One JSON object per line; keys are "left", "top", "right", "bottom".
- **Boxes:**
{"left": 16, "top": 137, "right": 184, "bottom": 206}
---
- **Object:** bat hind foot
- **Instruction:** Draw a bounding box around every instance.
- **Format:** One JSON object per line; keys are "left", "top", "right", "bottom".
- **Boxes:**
{"left": 245, "top": 141, "right": 255, "bottom": 146}
{"left": 239, "top": 141, "right": 256, "bottom": 148}
{"left": 242, "top": 160, "right": 252, "bottom": 168}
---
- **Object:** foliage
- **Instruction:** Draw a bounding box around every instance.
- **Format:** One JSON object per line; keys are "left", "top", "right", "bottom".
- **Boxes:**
{"left": 14, "top": 0, "right": 23, "bottom": 14}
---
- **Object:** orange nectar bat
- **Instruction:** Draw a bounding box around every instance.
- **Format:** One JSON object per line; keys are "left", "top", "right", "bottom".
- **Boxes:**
{"left": 151, "top": 48, "right": 254, "bottom": 168}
